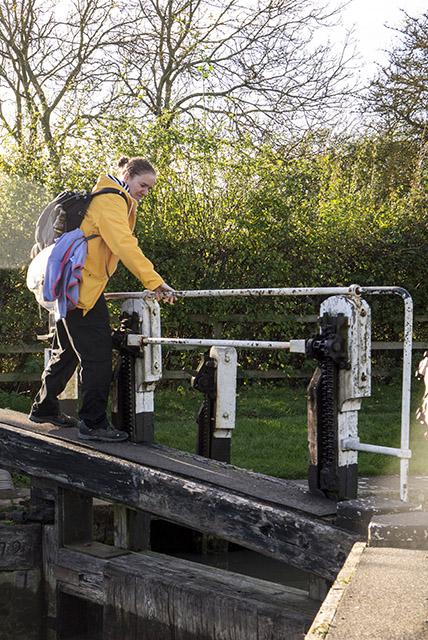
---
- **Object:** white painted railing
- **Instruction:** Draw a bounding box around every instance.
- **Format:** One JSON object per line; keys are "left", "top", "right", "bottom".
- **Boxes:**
{"left": 106, "top": 284, "right": 413, "bottom": 501}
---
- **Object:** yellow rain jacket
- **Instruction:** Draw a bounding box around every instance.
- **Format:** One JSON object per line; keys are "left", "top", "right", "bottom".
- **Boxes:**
{"left": 78, "top": 175, "right": 164, "bottom": 313}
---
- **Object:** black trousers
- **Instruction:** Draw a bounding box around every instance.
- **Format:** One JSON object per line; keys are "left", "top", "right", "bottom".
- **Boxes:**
{"left": 32, "top": 296, "right": 112, "bottom": 428}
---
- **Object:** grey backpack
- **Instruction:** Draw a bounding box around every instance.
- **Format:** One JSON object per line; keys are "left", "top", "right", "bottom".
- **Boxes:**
{"left": 31, "top": 188, "right": 127, "bottom": 258}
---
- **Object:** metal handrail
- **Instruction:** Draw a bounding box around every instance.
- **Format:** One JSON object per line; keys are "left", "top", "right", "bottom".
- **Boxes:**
{"left": 360, "top": 286, "right": 413, "bottom": 501}
{"left": 106, "top": 285, "right": 361, "bottom": 300}
{"left": 109, "top": 284, "right": 413, "bottom": 501}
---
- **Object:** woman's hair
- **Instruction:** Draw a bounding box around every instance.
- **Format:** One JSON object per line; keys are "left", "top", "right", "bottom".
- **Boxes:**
{"left": 117, "top": 156, "right": 156, "bottom": 177}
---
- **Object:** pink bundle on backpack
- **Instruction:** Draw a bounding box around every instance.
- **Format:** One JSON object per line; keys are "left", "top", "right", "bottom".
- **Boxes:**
{"left": 43, "top": 228, "right": 93, "bottom": 320}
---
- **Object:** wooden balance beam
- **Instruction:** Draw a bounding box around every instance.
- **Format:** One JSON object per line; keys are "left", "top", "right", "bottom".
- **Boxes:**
{"left": 0, "top": 409, "right": 359, "bottom": 581}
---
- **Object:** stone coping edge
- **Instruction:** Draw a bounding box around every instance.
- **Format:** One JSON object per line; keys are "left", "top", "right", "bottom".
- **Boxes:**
{"left": 305, "top": 541, "right": 367, "bottom": 639}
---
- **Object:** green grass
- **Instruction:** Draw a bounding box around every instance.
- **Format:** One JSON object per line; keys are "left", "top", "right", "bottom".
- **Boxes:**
{"left": 0, "top": 389, "right": 33, "bottom": 414}
{"left": 154, "top": 380, "right": 428, "bottom": 478}
{"left": 1, "top": 380, "right": 427, "bottom": 479}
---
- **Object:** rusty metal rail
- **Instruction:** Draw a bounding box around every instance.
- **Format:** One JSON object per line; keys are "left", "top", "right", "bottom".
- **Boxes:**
{"left": 105, "top": 285, "right": 361, "bottom": 300}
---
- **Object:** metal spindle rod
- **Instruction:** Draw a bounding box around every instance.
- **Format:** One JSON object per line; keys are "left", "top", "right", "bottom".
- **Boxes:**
{"left": 128, "top": 335, "right": 294, "bottom": 350}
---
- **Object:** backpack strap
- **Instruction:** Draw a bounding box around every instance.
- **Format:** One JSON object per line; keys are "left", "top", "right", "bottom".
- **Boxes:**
{"left": 82, "top": 189, "right": 129, "bottom": 243}
{"left": 90, "top": 187, "right": 129, "bottom": 205}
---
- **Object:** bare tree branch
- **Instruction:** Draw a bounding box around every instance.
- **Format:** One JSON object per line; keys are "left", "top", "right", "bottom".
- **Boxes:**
{"left": 366, "top": 10, "right": 428, "bottom": 140}
{"left": 118, "top": 0, "right": 353, "bottom": 134}
{"left": 0, "top": 0, "right": 128, "bottom": 177}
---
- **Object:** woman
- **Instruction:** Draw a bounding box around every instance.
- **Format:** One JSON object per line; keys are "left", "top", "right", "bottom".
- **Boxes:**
{"left": 29, "top": 156, "right": 176, "bottom": 442}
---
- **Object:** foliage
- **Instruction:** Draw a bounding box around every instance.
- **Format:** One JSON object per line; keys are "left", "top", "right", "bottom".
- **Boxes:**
{"left": 0, "top": 121, "right": 427, "bottom": 379}
{"left": 114, "top": 125, "right": 428, "bottom": 351}
{"left": 0, "top": 171, "right": 49, "bottom": 268}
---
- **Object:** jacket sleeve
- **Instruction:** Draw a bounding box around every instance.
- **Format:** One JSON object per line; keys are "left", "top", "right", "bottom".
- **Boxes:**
{"left": 92, "top": 194, "right": 164, "bottom": 290}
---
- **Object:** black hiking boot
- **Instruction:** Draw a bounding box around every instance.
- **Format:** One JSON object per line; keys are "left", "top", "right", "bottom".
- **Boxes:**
{"left": 78, "top": 421, "right": 128, "bottom": 442}
{"left": 29, "top": 412, "right": 79, "bottom": 428}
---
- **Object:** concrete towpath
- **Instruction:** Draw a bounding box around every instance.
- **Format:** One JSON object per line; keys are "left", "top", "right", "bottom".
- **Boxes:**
{"left": 306, "top": 541, "right": 428, "bottom": 639}
{"left": 305, "top": 475, "right": 428, "bottom": 639}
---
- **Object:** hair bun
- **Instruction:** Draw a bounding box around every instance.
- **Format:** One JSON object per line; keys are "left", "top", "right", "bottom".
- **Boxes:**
{"left": 117, "top": 156, "right": 156, "bottom": 178}
{"left": 117, "top": 156, "right": 129, "bottom": 168}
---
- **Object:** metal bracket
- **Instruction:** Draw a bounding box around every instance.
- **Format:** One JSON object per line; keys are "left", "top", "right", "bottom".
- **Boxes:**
{"left": 123, "top": 298, "right": 162, "bottom": 384}
{"left": 209, "top": 346, "right": 238, "bottom": 439}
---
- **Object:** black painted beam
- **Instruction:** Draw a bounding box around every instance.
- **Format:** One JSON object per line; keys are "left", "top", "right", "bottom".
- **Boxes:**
{"left": 0, "top": 415, "right": 358, "bottom": 580}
